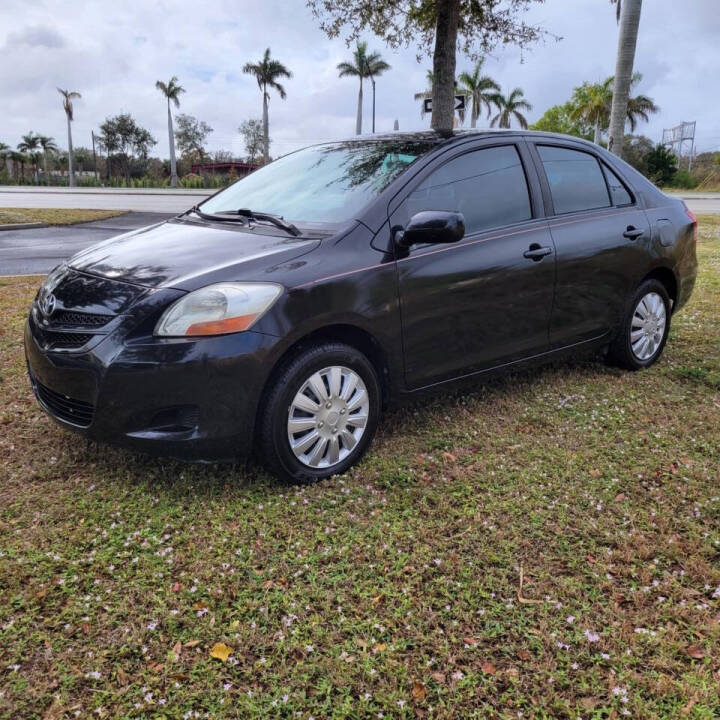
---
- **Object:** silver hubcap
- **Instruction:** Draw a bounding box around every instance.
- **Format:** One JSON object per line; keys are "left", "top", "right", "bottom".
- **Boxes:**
{"left": 630, "top": 291, "right": 666, "bottom": 360}
{"left": 287, "top": 366, "right": 369, "bottom": 469}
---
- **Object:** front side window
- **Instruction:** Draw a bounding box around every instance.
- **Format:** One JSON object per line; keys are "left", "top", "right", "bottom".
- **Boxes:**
{"left": 405, "top": 145, "right": 532, "bottom": 235}
{"left": 537, "top": 145, "right": 611, "bottom": 214}
{"left": 199, "top": 139, "right": 436, "bottom": 226}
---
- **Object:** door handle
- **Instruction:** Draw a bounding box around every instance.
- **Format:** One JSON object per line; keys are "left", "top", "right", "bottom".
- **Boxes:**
{"left": 623, "top": 225, "right": 644, "bottom": 240}
{"left": 523, "top": 244, "right": 553, "bottom": 261}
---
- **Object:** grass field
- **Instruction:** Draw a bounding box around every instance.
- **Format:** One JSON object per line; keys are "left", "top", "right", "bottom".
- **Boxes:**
{"left": 0, "top": 208, "right": 125, "bottom": 226}
{"left": 1, "top": 219, "right": 718, "bottom": 719}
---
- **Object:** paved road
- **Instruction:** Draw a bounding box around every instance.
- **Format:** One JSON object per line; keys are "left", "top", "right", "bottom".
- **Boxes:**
{"left": 0, "top": 187, "right": 210, "bottom": 213}
{"left": 1, "top": 186, "right": 720, "bottom": 214}
{"left": 0, "top": 212, "right": 174, "bottom": 276}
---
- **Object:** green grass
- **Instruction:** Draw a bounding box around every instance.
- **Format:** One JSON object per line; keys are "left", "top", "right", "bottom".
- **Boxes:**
{"left": 1, "top": 219, "right": 719, "bottom": 719}
{"left": 0, "top": 208, "right": 125, "bottom": 226}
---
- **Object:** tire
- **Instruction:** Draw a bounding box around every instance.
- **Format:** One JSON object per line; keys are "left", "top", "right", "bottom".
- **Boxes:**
{"left": 607, "top": 279, "right": 671, "bottom": 371}
{"left": 258, "top": 342, "right": 381, "bottom": 483}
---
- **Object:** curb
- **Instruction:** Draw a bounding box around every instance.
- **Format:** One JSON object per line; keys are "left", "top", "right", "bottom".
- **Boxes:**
{"left": 0, "top": 222, "right": 50, "bottom": 231}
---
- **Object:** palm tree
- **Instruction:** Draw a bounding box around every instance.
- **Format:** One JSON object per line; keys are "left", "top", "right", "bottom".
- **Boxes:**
{"left": 10, "top": 151, "right": 27, "bottom": 182}
{"left": 17, "top": 132, "right": 41, "bottom": 182}
{"left": 155, "top": 76, "right": 185, "bottom": 187}
{"left": 37, "top": 135, "right": 58, "bottom": 179}
{"left": 337, "top": 42, "right": 391, "bottom": 135}
{"left": 624, "top": 73, "right": 658, "bottom": 131}
{"left": 458, "top": 59, "right": 502, "bottom": 128}
{"left": 570, "top": 78, "right": 613, "bottom": 145}
{"left": 608, "top": 0, "right": 643, "bottom": 157}
{"left": 243, "top": 49, "right": 292, "bottom": 164}
{"left": 57, "top": 88, "right": 81, "bottom": 187}
{"left": 490, "top": 88, "right": 532, "bottom": 129}
{"left": 0, "top": 142, "right": 10, "bottom": 179}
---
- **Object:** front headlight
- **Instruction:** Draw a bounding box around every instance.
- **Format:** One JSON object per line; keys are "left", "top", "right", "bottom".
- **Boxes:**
{"left": 154, "top": 282, "right": 283, "bottom": 337}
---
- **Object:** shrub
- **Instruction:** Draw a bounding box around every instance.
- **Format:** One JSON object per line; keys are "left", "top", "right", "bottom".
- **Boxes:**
{"left": 670, "top": 170, "right": 699, "bottom": 189}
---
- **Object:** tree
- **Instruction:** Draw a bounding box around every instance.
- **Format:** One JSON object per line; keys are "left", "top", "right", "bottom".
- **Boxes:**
{"left": 18, "top": 132, "right": 41, "bottom": 181}
{"left": 458, "top": 59, "right": 501, "bottom": 128}
{"left": 155, "top": 76, "right": 185, "bottom": 187}
{"left": 645, "top": 144, "right": 677, "bottom": 185}
{"left": 608, "top": 0, "right": 642, "bottom": 157}
{"left": 57, "top": 88, "right": 81, "bottom": 187}
{"left": 243, "top": 49, "right": 292, "bottom": 163}
{"left": 174, "top": 114, "right": 213, "bottom": 165}
{"left": 238, "top": 119, "right": 264, "bottom": 165}
{"left": 307, "top": 0, "right": 546, "bottom": 133}
{"left": 98, "top": 114, "right": 156, "bottom": 186}
{"left": 530, "top": 102, "right": 593, "bottom": 140}
{"left": 490, "top": 88, "right": 532, "bottom": 129}
{"left": 337, "top": 42, "right": 391, "bottom": 135}
{"left": 570, "top": 78, "right": 613, "bottom": 145}
{"left": 621, "top": 134, "right": 654, "bottom": 175}
{"left": 37, "top": 135, "right": 58, "bottom": 177}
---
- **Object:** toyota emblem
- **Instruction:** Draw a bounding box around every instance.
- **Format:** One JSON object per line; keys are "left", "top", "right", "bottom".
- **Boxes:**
{"left": 40, "top": 292, "right": 57, "bottom": 317}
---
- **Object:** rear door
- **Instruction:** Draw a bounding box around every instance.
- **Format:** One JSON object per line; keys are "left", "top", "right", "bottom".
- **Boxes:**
{"left": 391, "top": 140, "right": 556, "bottom": 389}
{"left": 528, "top": 141, "right": 650, "bottom": 347}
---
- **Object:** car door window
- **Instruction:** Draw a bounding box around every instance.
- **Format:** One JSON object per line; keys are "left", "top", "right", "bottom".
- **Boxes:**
{"left": 537, "top": 145, "right": 611, "bottom": 214}
{"left": 602, "top": 164, "right": 634, "bottom": 206}
{"left": 406, "top": 145, "right": 531, "bottom": 235}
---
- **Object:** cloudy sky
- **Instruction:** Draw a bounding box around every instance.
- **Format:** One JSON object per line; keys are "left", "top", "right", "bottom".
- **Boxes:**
{"left": 2, "top": 0, "right": 719, "bottom": 160}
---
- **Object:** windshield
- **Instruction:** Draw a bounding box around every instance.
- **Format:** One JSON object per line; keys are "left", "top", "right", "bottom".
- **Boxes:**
{"left": 199, "top": 138, "right": 437, "bottom": 225}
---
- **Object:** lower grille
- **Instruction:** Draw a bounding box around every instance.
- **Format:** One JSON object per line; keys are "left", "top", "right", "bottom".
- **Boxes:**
{"left": 51, "top": 311, "right": 112, "bottom": 328}
{"left": 36, "top": 381, "right": 94, "bottom": 427}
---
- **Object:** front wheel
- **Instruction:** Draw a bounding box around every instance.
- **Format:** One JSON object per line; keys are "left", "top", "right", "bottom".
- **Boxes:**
{"left": 258, "top": 342, "right": 381, "bottom": 483}
{"left": 607, "top": 279, "right": 671, "bottom": 370}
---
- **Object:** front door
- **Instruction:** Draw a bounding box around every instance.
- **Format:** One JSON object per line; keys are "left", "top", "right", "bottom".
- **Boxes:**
{"left": 392, "top": 143, "right": 556, "bottom": 389}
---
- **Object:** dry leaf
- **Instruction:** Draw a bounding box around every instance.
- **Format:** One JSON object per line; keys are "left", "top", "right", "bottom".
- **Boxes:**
{"left": 463, "top": 637, "right": 479, "bottom": 646}
{"left": 290, "top": 647, "right": 306, "bottom": 662}
{"left": 148, "top": 662, "right": 164, "bottom": 673}
{"left": 442, "top": 452, "right": 457, "bottom": 463}
{"left": 171, "top": 582, "right": 181, "bottom": 592}
{"left": 170, "top": 673, "right": 189, "bottom": 681}
{"left": 371, "top": 594, "right": 384, "bottom": 606}
{"left": 372, "top": 643, "right": 387, "bottom": 653}
{"left": 261, "top": 579, "right": 275, "bottom": 590}
{"left": 116, "top": 667, "right": 128, "bottom": 686}
{"left": 614, "top": 493, "right": 627, "bottom": 502}
{"left": 412, "top": 680, "right": 427, "bottom": 701}
{"left": 184, "top": 639, "right": 201, "bottom": 648}
{"left": 431, "top": 672, "right": 446, "bottom": 683}
{"left": 172, "top": 641, "right": 182, "bottom": 656}
{"left": 81, "top": 622, "right": 90, "bottom": 635}
{"left": 481, "top": 661, "right": 496, "bottom": 675}
{"left": 589, "top": 468, "right": 601, "bottom": 477}
{"left": 686, "top": 644, "right": 705, "bottom": 659}
{"left": 192, "top": 602, "right": 208, "bottom": 611}
{"left": 517, "top": 650, "right": 531, "bottom": 661}
{"left": 210, "top": 642, "right": 233, "bottom": 662}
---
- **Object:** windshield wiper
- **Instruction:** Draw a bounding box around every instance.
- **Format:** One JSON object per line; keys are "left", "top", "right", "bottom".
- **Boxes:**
{"left": 236, "top": 208, "right": 301, "bottom": 236}
{"left": 186, "top": 206, "right": 301, "bottom": 237}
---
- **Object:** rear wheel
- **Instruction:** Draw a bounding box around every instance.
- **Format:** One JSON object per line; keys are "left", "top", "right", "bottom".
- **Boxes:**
{"left": 258, "top": 342, "right": 381, "bottom": 483}
{"left": 607, "top": 279, "right": 671, "bottom": 370}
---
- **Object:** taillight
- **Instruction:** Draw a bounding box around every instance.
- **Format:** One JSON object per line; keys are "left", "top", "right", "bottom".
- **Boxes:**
{"left": 683, "top": 202, "right": 698, "bottom": 243}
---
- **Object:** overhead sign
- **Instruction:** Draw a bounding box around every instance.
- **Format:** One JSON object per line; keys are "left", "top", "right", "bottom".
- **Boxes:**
{"left": 423, "top": 95, "right": 466, "bottom": 114}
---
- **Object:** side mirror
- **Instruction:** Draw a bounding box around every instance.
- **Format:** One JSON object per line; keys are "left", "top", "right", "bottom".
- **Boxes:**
{"left": 395, "top": 210, "right": 465, "bottom": 248}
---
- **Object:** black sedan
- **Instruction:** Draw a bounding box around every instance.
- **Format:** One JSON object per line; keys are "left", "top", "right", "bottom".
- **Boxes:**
{"left": 25, "top": 130, "right": 698, "bottom": 482}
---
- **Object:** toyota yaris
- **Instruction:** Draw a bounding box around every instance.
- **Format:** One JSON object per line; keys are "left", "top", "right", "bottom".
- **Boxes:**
{"left": 25, "top": 130, "right": 697, "bottom": 482}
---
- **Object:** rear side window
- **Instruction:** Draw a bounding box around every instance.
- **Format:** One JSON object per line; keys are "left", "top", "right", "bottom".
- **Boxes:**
{"left": 406, "top": 145, "right": 531, "bottom": 235}
{"left": 537, "top": 145, "right": 610, "bottom": 214}
{"left": 602, "top": 164, "right": 634, "bottom": 206}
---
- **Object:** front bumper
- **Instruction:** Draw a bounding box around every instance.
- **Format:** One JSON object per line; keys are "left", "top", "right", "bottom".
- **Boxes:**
{"left": 25, "top": 317, "right": 281, "bottom": 461}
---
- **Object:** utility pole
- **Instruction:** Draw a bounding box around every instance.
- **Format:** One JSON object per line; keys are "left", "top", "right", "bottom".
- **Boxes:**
{"left": 91, "top": 131, "right": 99, "bottom": 182}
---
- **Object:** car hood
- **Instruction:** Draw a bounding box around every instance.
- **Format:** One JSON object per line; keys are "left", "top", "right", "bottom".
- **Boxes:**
{"left": 68, "top": 218, "right": 322, "bottom": 290}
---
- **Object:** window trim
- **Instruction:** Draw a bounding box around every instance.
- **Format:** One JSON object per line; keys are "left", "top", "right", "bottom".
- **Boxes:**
{"left": 389, "top": 140, "right": 538, "bottom": 242}
{"left": 533, "top": 143, "right": 613, "bottom": 217}
{"left": 600, "top": 161, "right": 636, "bottom": 208}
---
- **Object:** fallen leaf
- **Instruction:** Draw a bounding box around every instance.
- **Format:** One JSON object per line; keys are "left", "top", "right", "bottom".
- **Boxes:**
{"left": 463, "top": 637, "right": 479, "bottom": 646}
{"left": 686, "top": 644, "right": 705, "bottom": 659}
{"left": 372, "top": 643, "right": 387, "bottom": 653}
{"left": 148, "top": 662, "right": 164, "bottom": 673}
{"left": 371, "top": 594, "right": 384, "bottom": 606}
{"left": 290, "top": 647, "right": 306, "bottom": 662}
{"left": 481, "top": 661, "right": 496, "bottom": 675}
{"left": 210, "top": 642, "right": 233, "bottom": 662}
{"left": 431, "top": 672, "right": 446, "bottom": 683}
{"left": 589, "top": 468, "right": 601, "bottom": 477}
{"left": 192, "top": 602, "right": 208, "bottom": 612}
{"left": 412, "top": 680, "right": 427, "bottom": 702}
{"left": 517, "top": 650, "right": 531, "bottom": 661}
{"left": 172, "top": 641, "right": 182, "bottom": 656}
{"left": 170, "top": 673, "right": 189, "bottom": 681}
{"left": 171, "top": 582, "right": 181, "bottom": 592}
{"left": 442, "top": 452, "right": 456, "bottom": 463}
{"left": 81, "top": 622, "right": 90, "bottom": 635}
{"left": 261, "top": 579, "right": 275, "bottom": 590}
{"left": 184, "top": 639, "right": 201, "bottom": 648}
{"left": 116, "top": 667, "right": 128, "bottom": 686}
